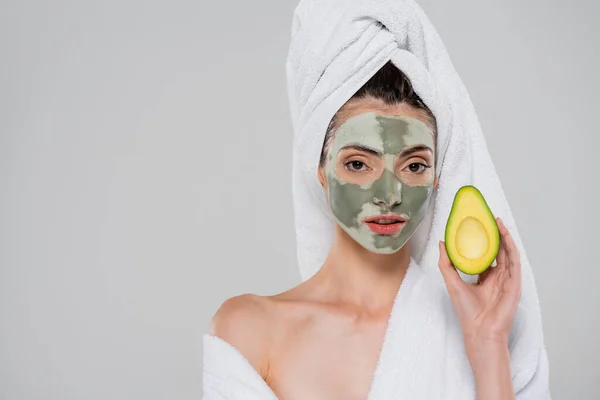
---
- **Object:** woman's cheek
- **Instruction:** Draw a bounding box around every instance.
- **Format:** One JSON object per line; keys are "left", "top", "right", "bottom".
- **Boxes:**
{"left": 327, "top": 175, "right": 374, "bottom": 229}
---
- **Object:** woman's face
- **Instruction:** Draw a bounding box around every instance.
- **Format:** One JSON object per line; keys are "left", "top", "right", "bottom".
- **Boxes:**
{"left": 320, "top": 110, "right": 437, "bottom": 254}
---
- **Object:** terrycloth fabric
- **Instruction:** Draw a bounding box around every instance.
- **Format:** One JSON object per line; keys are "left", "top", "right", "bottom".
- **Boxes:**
{"left": 284, "top": 0, "right": 551, "bottom": 398}
{"left": 203, "top": 334, "right": 278, "bottom": 400}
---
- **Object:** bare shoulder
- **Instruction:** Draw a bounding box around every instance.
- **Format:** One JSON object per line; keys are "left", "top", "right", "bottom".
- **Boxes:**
{"left": 209, "top": 293, "right": 276, "bottom": 377}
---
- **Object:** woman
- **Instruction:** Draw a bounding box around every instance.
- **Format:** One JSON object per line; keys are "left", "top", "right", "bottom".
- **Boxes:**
{"left": 203, "top": 0, "right": 550, "bottom": 399}
{"left": 210, "top": 63, "right": 519, "bottom": 399}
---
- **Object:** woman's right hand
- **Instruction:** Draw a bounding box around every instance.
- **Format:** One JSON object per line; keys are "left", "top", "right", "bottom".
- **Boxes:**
{"left": 437, "top": 216, "right": 522, "bottom": 348}
{"left": 438, "top": 217, "right": 522, "bottom": 399}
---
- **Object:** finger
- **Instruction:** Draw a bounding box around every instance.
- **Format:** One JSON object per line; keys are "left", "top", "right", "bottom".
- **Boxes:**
{"left": 477, "top": 264, "right": 493, "bottom": 285}
{"left": 497, "top": 217, "right": 521, "bottom": 274}
{"left": 497, "top": 217, "right": 522, "bottom": 294}
{"left": 497, "top": 257, "right": 522, "bottom": 322}
{"left": 494, "top": 217, "right": 517, "bottom": 290}
{"left": 438, "top": 241, "right": 466, "bottom": 295}
{"left": 496, "top": 217, "right": 514, "bottom": 280}
{"left": 495, "top": 217, "right": 508, "bottom": 270}
{"left": 497, "top": 282, "right": 522, "bottom": 324}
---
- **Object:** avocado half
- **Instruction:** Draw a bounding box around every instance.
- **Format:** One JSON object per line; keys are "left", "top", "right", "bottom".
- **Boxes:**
{"left": 444, "top": 185, "right": 500, "bottom": 275}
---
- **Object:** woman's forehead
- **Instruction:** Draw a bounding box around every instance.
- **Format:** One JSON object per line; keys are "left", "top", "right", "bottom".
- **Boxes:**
{"left": 333, "top": 111, "right": 435, "bottom": 153}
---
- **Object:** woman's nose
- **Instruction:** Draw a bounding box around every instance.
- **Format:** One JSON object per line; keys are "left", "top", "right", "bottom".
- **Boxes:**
{"left": 372, "top": 170, "right": 402, "bottom": 209}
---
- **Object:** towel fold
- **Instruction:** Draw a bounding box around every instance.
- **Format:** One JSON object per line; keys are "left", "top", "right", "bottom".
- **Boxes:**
{"left": 203, "top": 334, "right": 278, "bottom": 400}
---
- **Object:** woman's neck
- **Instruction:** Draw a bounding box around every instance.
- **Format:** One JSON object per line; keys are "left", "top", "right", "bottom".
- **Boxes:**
{"left": 308, "top": 225, "right": 411, "bottom": 313}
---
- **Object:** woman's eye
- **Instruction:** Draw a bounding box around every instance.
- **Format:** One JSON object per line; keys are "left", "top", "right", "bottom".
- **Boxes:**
{"left": 345, "top": 160, "right": 368, "bottom": 172}
{"left": 406, "top": 162, "right": 430, "bottom": 173}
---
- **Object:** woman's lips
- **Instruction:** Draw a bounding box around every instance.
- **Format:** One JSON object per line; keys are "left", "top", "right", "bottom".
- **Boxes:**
{"left": 363, "top": 214, "right": 407, "bottom": 235}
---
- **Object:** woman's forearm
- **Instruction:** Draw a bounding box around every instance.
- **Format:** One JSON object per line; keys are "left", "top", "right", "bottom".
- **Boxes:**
{"left": 466, "top": 339, "right": 515, "bottom": 400}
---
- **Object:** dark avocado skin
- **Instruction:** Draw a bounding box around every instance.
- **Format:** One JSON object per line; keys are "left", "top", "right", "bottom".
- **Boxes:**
{"left": 444, "top": 185, "right": 500, "bottom": 275}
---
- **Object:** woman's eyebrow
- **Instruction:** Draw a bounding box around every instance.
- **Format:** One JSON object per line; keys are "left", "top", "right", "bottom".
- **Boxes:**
{"left": 399, "top": 145, "right": 433, "bottom": 158}
{"left": 339, "top": 144, "right": 382, "bottom": 157}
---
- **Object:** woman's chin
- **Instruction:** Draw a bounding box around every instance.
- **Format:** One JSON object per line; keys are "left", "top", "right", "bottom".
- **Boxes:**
{"left": 364, "top": 245, "right": 403, "bottom": 255}
{"left": 354, "top": 236, "right": 407, "bottom": 255}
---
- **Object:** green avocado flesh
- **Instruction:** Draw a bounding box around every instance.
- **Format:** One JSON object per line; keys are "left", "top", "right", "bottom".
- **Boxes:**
{"left": 444, "top": 185, "right": 500, "bottom": 275}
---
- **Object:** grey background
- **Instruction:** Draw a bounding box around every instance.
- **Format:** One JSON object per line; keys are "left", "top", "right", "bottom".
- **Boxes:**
{"left": 1, "top": 0, "right": 598, "bottom": 398}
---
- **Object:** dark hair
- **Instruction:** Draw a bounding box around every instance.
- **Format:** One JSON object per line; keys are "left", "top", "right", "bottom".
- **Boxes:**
{"left": 318, "top": 60, "right": 437, "bottom": 167}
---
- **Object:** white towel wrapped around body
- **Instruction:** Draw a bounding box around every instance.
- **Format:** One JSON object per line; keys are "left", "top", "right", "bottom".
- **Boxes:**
{"left": 203, "top": 0, "right": 551, "bottom": 398}
{"left": 203, "top": 334, "right": 278, "bottom": 400}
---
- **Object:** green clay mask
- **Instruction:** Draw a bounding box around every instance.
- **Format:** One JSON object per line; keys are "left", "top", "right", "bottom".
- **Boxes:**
{"left": 324, "top": 111, "right": 436, "bottom": 254}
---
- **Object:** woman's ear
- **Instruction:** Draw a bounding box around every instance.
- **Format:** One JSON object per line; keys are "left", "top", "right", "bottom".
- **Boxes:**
{"left": 433, "top": 174, "right": 439, "bottom": 188}
{"left": 317, "top": 166, "right": 326, "bottom": 188}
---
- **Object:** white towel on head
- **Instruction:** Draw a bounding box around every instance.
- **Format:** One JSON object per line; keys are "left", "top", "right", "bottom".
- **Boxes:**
{"left": 285, "top": 0, "right": 551, "bottom": 398}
